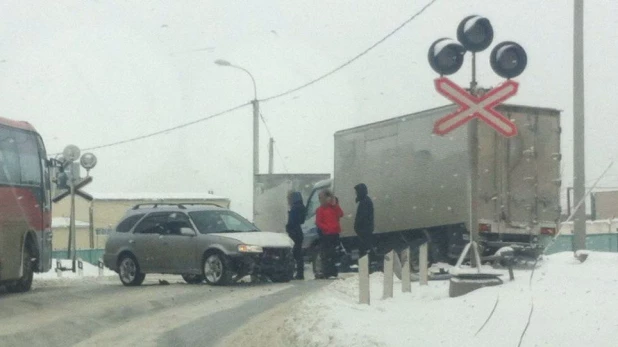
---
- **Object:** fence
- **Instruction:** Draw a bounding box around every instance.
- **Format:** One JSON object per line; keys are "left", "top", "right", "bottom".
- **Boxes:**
{"left": 52, "top": 249, "right": 105, "bottom": 265}
{"left": 545, "top": 234, "right": 618, "bottom": 254}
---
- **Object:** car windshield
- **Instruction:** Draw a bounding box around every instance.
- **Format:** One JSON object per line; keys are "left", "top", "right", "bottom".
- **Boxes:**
{"left": 188, "top": 210, "right": 259, "bottom": 234}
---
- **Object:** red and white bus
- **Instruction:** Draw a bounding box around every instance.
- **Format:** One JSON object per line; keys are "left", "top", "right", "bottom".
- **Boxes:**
{"left": 0, "top": 116, "right": 52, "bottom": 292}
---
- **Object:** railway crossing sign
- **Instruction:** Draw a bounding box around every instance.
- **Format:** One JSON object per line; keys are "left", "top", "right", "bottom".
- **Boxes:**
{"left": 52, "top": 175, "right": 93, "bottom": 202}
{"left": 433, "top": 77, "right": 519, "bottom": 137}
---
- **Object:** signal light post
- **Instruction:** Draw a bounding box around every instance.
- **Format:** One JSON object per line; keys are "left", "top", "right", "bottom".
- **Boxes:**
{"left": 427, "top": 15, "right": 528, "bottom": 266}
{"left": 52, "top": 145, "right": 97, "bottom": 272}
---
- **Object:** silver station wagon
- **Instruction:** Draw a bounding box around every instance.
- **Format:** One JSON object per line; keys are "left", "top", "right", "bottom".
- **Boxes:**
{"left": 103, "top": 203, "right": 295, "bottom": 286}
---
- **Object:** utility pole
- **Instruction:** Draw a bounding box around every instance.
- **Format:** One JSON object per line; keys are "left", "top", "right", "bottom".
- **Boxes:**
{"left": 215, "top": 59, "right": 260, "bottom": 222}
{"left": 252, "top": 99, "right": 260, "bottom": 221}
{"left": 268, "top": 138, "right": 274, "bottom": 174}
{"left": 89, "top": 201, "right": 94, "bottom": 249}
{"left": 573, "top": 0, "right": 586, "bottom": 251}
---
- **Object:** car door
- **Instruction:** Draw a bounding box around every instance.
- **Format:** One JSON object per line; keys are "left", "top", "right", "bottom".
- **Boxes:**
{"left": 158, "top": 212, "right": 199, "bottom": 274}
{"left": 131, "top": 212, "right": 170, "bottom": 272}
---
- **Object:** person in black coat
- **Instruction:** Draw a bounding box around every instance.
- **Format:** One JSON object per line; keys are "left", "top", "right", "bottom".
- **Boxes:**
{"left": 354, "top": 183, "right": 376, "bottom": 260}
{"left": 286, "top": 191, "right": 306, "bottom": 280}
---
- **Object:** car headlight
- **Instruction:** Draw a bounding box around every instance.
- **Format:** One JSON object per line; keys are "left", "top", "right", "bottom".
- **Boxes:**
{"left": 238, "top": 244, "right": 263, "bottom": 253}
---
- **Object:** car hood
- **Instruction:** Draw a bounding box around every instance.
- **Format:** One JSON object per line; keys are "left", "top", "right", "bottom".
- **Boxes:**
{"left": 211, "top": 231, "right": 293, "bottom": 248}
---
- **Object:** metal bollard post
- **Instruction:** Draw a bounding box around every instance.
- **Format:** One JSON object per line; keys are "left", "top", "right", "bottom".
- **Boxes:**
{"left": 359, "top": 255, "right": 370, "bottom": 305}
{"left": 77, "top": 258, "right": 84, "bottom": 276}
{"left": 383, "top": 250, "right": 394, "bottom": 299}
{"left": 401, "top": 248, "right": 411, "bottom": 293}
{"left": 420, "top": 243, "right": 428, "bottom": 286}
{"left": 56, "top": 259, "right": 62, "bottom": 278}
{"left": 98, "top": 258, "right": 104, "bottom": 277}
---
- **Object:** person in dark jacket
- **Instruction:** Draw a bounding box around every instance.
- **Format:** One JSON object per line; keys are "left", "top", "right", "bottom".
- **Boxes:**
{"left": 354, "top": 183, "right": 376, "bottom": 260}
{"left": 315, "top": 189, "right": 343, "bottom": 279}
{"left": 286, "top": 191, "right": 306, "bottom": 280}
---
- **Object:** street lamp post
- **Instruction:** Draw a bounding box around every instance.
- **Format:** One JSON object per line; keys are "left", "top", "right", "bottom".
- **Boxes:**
{"left": 215, "top": 59, "right": 260, "bottom": 221}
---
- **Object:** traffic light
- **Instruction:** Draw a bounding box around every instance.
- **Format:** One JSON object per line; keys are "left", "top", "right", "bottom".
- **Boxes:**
{"left": 490, "top": 41, "right": 528, "bottom": 79}
{"left": 427, "top": 38, "right": 466, "bottom": 76}
{"left": 456, "top": 15, "right": 494, "bottom": 52}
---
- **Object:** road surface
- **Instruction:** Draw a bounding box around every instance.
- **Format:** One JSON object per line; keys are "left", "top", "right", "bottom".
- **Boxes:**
{"left": 0, "top": 272, "right": 328, "bottom": 347}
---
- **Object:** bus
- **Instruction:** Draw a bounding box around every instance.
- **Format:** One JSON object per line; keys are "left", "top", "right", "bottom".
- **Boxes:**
{"left": 0, "top": 116, "right": 52, "bottom": 293}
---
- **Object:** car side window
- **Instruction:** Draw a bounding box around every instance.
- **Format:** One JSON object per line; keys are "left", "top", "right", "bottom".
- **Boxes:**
{"left": 162, "top": 212, "right": 192, "bottom": 236}
{"left": 116, "top": 214, "right": 145, "bottom": 233}
{"left": 133, "top": 213, "right": 170, "bottom": 234}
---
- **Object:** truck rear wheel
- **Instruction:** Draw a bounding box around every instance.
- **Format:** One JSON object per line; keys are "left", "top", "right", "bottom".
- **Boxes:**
{"left": 6, "top": 247, "right": 34, "bottom": 293}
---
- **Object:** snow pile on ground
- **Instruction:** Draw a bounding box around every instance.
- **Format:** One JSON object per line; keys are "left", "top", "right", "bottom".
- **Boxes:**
{"left": 284, "top": 252, "right": 618, "bottom": 347}
{"left": 34, "top": 258, "right": 116, "bottom": 281}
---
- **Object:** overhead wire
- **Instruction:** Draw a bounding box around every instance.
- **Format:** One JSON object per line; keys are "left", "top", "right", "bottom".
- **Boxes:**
{"left": 258, "top": 0, "right": 439, "bottom": 103}
{"left": 50, "top": 0, "right": 439, "bottom": 155}
{"left": 50, "top": 102, "right": 251, "bottom": 155}
{"left": 259, "top": 111, "right": 289, "bottom": 173}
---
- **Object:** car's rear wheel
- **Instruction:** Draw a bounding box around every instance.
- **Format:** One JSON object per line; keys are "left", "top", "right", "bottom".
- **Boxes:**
{"left": 118, "top": 254, "right": 145, "bottom": 286}
{"left": 6, "top": 247, "right": 34, "bottom": 293}
{"left": 182, "top": 274, "right": 204, "bottom": 284}
{"left": 202, "top": 252, "right": 232, "bottom": 286}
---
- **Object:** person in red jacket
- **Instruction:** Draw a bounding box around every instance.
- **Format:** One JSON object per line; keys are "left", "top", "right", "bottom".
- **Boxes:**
{"left": 315, "top": 189, "right": 343, "bottom": 279}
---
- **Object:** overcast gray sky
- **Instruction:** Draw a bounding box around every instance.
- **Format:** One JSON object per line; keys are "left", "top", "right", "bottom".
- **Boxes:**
{"left": 0, "top": 0, "right": 616, "bottom": 218}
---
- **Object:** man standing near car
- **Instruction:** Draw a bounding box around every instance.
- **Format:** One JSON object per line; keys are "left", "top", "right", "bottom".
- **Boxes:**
{"left": 286, "top": 191, "right": 306, "bottom": 280}
{"left": 354, "top": 183, "right": 376, "bottom": 261}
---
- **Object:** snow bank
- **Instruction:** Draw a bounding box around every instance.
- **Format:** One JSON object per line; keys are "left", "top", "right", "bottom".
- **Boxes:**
{"left": 34, "top": 258, "right": 115, "bottom": 281}
{"left": 285, "top": 252, "right": 618, "bottom": 347}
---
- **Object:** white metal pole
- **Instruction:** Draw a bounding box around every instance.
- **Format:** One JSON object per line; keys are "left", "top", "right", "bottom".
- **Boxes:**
{"left": 468, "top": 52, "right": 480, "bottom": 267}
{"left": 573, "top": 0, "right": 586, "bottom": 252}
{"left": 253, "top": 100, "right": 260, "bottom": 222}
{"left": 70, "top": 179, "right": 76, "bottom": 272}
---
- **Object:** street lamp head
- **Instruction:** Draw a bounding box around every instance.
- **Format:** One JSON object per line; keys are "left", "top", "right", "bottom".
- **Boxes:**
{"left": 215, "top": 59, "right": 232, "bottom": 66}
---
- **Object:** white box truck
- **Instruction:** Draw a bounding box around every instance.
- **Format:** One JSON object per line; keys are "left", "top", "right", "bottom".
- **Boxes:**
{"left": 301, "top": 103, "right": 561, "bottom": 268}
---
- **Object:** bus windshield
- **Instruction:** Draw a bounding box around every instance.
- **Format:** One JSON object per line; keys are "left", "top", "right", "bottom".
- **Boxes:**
{"left": 0, "top": 125, "right": 42, "bottom": 186}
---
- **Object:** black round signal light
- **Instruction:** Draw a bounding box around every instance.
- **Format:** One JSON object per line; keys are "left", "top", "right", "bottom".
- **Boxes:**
{"left": 427, "top": 38, "right": 466, "bottom": 76}
{"left": 457, "top": 15, "right": 494, "bottom": 53}
{"left": 490, "top": 41, "right": 527, "bottom": 79}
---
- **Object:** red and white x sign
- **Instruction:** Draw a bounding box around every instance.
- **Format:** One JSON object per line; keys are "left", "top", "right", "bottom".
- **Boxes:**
{"left": 433, "top": 77, "right": 519, "bottom": 137}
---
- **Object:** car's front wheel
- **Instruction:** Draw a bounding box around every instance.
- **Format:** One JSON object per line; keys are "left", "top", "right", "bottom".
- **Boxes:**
{"left": 202, "top": 252, "right": 233, "bottom": 286}
{"left": 118, "top": 254, "right": 146, "bottom": 286}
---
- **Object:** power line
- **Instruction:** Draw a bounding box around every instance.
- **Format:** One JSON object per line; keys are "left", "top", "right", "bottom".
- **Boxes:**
{"left": 51, "top": 0, "right": 438, "bottom": 153}
{"left": 51, "top": 102, "right": 250, "bottom": 155}
{"left": 258, "top": 0, "right": 439, "bottom": 103}
{"left": 259, "top": 111, "right": 289, "bottom": 173}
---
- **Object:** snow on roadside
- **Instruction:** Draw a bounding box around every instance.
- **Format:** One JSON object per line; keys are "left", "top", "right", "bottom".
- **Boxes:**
{"left": 283, "top": 252, "right": 618, "bottom": 347}
{"left": 33, "top": 259, "right": 116, "bottom": 287}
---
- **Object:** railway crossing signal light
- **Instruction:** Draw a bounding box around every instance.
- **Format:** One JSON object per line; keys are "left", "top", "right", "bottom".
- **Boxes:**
{"left": 456, "top": 15, "right": 494, "bottom": 53}
{"left": 490, "top": 41, "right": 528, "bottom": 79}
{"left": 427, "top": 38, "right": 466, "bottom": 76}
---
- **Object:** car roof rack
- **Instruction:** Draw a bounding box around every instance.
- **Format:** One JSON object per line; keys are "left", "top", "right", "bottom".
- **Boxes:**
{"left": 131, "top": 202, "right": 225, "bottom": 210}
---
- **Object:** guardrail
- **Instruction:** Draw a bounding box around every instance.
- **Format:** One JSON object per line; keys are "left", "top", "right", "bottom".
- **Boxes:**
{"left": 52, "top": 249, "right": 105, "bottom": 265}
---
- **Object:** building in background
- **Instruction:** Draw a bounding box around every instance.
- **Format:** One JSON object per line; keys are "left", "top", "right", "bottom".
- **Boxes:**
{"left": 52, "top": 192, "right": 230, "bottom": 250}
{"left": 51, "top": 217, "right": 91, "bottom": 250}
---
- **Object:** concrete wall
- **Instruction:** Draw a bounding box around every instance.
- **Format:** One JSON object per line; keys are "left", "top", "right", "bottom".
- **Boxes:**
{"left": 52, "top": 226, "right": 107, "bottom": 250}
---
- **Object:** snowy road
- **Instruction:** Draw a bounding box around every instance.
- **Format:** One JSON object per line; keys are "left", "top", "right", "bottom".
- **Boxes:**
{"left": 0, "top": 274, "right": 328, "bottom": 347}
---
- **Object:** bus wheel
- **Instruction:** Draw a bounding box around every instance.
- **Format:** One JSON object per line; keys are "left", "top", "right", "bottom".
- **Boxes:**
{"left": 7, "top": 248, "right": 34, "bottom": 293}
